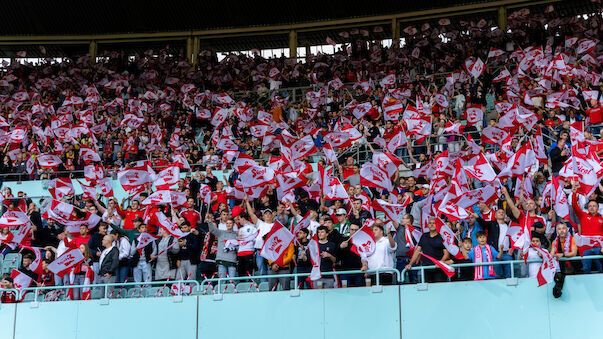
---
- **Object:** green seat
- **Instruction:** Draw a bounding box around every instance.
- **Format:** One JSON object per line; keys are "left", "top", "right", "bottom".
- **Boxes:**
{"left": 258, "top": 282, "right": 270, "bottom": 292}
{"left": 235, "top": 282, "right": 255, "bottom": 293}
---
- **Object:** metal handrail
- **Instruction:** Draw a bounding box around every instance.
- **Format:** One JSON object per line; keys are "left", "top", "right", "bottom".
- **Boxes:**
{"left": 18, "top": 279, "right": 199, "bottom": 302}
{"left": 199, "top": 268, "right": 401, "bottom": 293}
{"left": 401, "top": 254, "right": 603, "bottom": 283}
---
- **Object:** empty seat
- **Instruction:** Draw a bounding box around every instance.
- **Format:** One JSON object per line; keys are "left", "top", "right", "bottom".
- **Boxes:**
{"left": 236, "top": 282, "right": 255, "bottom": 293}
{"left": 145, "top": 287, "right": 169, "bottom": 297}
{"left": 3, "top": 253, "right": 21, "bottom": 266}
{"left": 258, "top": 282, "right": 270, "bottom": 292}
{"left": 127, "top": 288, "right": 145, "bottom": 298}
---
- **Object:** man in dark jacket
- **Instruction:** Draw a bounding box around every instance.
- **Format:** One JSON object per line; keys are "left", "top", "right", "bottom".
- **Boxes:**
{"left": 98, "top": 235, "right": 119, "bottom": 298}
{"left": 337, "top": 224, "right": 367, "bottom": 287}
{"left": 177, "top": 221, "right": 200, "bottom": 280}
{"left": 88, "top": 223, "right": 108, "bottom": 284}
{"left": 550, "top": 136, "right": 569, "bottom": 175}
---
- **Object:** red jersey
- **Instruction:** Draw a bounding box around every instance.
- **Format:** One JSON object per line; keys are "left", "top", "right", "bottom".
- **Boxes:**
{"left": 572, "top": 195, "right": 603, "bottom": 236}
{"left": 211, "top": 191, "right": 227, "bottom": 212}
{"left": 181, "top": 210, "right": 201, "bottom": 228}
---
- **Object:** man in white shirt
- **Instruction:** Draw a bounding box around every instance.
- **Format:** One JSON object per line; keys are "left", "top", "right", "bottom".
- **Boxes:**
{"left": 244, "top": 196, "right": 275, "bottom": 280}
{"left": 367, "top": 222, "right": 397, "bottom": 285}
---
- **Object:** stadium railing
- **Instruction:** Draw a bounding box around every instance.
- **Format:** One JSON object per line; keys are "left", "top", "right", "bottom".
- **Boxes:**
{"left": 401, "top": 254, "right": 603, "bottom": 284}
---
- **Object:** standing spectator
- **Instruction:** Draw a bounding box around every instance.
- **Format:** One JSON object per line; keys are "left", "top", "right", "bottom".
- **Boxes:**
{"left": 405, "top": 217, "right": 450, "bottom": 283}
{"left": 111, "top": 229, "right": 131, "bottom": 285}
{"left": 366, "top": 221, "right": 397, "bottom": 285}
{"left": 348, "top": 199, "right": 371, "bottom": 227}
{"left": 207, "top": 215, "right": 237, "bottom": 279}
{"left": 316, "top": 226, "right": 337, "bottom": 288}
{"left": 129, "top": 223, "right": 156, "bottom": 284}
{"left": 177, "top": 221, "right": 200, "bottom": 280}
{"left": 294, "top": 228, "right": 312, "bottom": 289}
{"left": 462, "top": 231, "right": 503, "bottom": 280}
{"left": 88, "top": 223, "right": 108, "bottom": 284}
{"left": 571, "top": 182, "right": 603, "bottom": 273}
{"left": 70, "top": 244, "right": 92, "bottom": 300}
{"left": 549, "top": 137, "right": 569, "bottom": 175}
{"left": 98, "top": 235, "right": 119, "bottom": 297}
{"left": 267, "top": 241, "right": 294, "bottom": 291}
{"left": 152, "top": 227, "right": 180, "bottom": 281}
{"left": 333, "top": 208, "right": 351, "bottom": 237}
{"left": 395, "top": 214, "right": 417, "bottom": 284}
{"left": 337, "top": 223, "right": 367, "bottom": 287}
{"left": 244, "top": 197, "right": 274, "bottom": 279}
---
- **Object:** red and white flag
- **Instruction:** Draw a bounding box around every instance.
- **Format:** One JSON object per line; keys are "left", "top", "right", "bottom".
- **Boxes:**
{"left": 467, "top": 58, "right": 485, "bottom": 78}
{"left": 350, "top": 223, "right": 376, "bottom": 259}
{"left": 20, "top": 246, "right": 43, "bottom": 276}
{"left": 154, "top": 166, "right": 180, "bottom": 190}
{"left": 0, "top": 211, "right": 30, "bottom": 228}
{"left": 79, "top": 146, "right": 101, "bottom": 162}
{"left": 289, "top": 135, "right": 317, "bottom": 160}
{"left": 531, "top": 245, "right": 558, "bottom": 287}
{"left": 386, "top": 130, "right": 408, "bottom": 154}
{"left": 118, "top": 167, "right": 152, "bottom": 192}
{"left": 10, "top": 269, "right": 33, "bottom": 294}
{"left": 47, "top": 177, "right": 75, "bottom": 200}
{"left": 307, "top": 235, "right": 321, "bottom": 281}
{"left": 84, "top": 164, "right": 104, "bottom": 183}
{"left": 372, "top": 199, "right": 407, "bottom": 224}
{"left": 211, "top": 107, "right": 229, "bottom": 127}
{"left": 463, "top": 153, "right": 497, "bottom": 183}
{"left": 97, "top": 178, "right": 114, "bottom": 198}
{"left": 81, "top": 268, "right": 95, "bottom": 300}
{"left": 360, "top": 163, "right": 393, "bottom": 191}
{"left": 481, "top": 126, "right": 509, "bottom": 145}
{"left": 136, "top": 232, "right": 159, "bottom": 254}
{"left": 47, "top": 248, "right": 85, "bottom": 278}
{"left": 420, "top": 252, "right": 455, "bottom": 278}
{"left": 156, "top": 212, "right": 189, "bottom": 238}
{"left": 239, "top": 166, "right": 275, "bottom": 189}
{"left": 488, "top": 48, "right": 505, "bottom": 58}
{"left": 493, "top": 68, "right": 510, "bottom": 82}
{"left": 438, "top": 222, "right": 464, "bottom": 260}
{"left": 260, "top": 221, "right": 294, "bottom": 266}
{"left": 37, "top": 154, "right": 62, "bottom": 168}
{"left": 465, "top": 105, "right": 483, "bottom": 126}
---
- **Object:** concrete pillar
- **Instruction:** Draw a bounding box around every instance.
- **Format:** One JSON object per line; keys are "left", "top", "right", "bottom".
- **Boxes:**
{"left": 186, "top": 37, "right": 194, "bottom": 63}
{"left": 392, "top": 18, "right": 400, "bottom": 48}
{"left": 88, "top": 40, "right": 97, "bottom": 65}
{"left": 289, "top": 30, "right": 298, "bottom": 59}
{"left": 498, "top": 7, "right": 507, "bottom": 31}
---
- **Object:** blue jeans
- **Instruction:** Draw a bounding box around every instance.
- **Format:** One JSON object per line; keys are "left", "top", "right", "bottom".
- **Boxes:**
{"left": 495, "top": 253, "right": 514, "bottom": 278}
{"left": 396, "top": 257, "right": 417, "bottom": 284}
{"left": 582, "top": 247, "right": 603, "bottom": 274}
{"left": 339, "top": 273, "right": 364, "bottom": 287}
{"left": 116, "top": 265, "right": 130, "bottom": 285}
{"left": 133, "top": 261, "right": 152, "bottom": 283}
{"left": 255, "top": 253, "right": 268, "bottom": 282}
{"left": 218, "top": 264, "right": 237, "bottom": 279}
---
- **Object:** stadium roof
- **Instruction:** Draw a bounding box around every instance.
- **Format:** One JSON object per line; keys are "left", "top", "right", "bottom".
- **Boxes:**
{"left": 0, "top": 0, "right": 595, "bottom": 36}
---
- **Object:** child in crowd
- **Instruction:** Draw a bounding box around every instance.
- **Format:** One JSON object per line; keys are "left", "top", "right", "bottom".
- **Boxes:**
{"left": 463, "top": 231, "right": 503, "bottom": 280}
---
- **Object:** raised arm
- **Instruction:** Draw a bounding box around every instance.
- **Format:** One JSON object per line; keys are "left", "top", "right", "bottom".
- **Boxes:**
{"left": 501, "top": 186, "right": 521, "bottom": 220}
{"left": 244, "top": 195, "right": 259, "bottom": 224}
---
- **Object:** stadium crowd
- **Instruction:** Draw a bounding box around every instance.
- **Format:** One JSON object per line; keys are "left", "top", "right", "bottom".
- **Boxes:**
{"left": 0, "top": 6, "right": 602, "bottom": 301}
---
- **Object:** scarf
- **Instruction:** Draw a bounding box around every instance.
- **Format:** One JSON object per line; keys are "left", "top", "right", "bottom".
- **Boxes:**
{"left": 474, "top": 245, "right": 495, "bottom": 280}
{"left": 553, "top": 235, "right": 572, "bottom": 254}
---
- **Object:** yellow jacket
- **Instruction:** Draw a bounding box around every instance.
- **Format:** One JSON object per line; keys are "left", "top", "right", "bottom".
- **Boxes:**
{"left": 268, "top": 242, "right": 295, "bottom": 269}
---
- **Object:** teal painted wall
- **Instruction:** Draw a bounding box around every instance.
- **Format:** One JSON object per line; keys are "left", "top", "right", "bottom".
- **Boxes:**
{"left": 2, "top": 275, "right": 603, "bottom": 339}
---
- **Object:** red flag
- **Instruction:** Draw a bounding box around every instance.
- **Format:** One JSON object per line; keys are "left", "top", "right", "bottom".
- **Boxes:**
{"left": 360, "top": 163, "right": 394, "bottom": 191}
{"left": 420, "top": 252, "right": 455, "bottom": 278}
{"left": 260, "top": 221, "right": 294, "bottom": 267}
{"left": 531, "top": 245, "right": 558, "bottom": 287}
{"left": 0, "top": 211, "right": 30, "bottom": 228}
{"left": 47, "top": 177, "right": 75, "bottom": 200}
{"left": 136, "top": 232, "right": 159, "bottom": 254}
{"left": 47, "top": 248, "right": 85, "bottom": 278}
{"left": 350, "top": 223, "right": 376, "bottom": 258}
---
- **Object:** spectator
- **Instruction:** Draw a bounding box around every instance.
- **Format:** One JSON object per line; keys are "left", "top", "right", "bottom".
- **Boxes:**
{"left": 333, "top": 208, "right": 351, "bottom": 237}
{"left": 294, "top": 228, "right": 312, "bottom": 289}
{"left": 405, "top": 217, "right": 450, "bottom": 283}
{"left": 98, "top": 235, "right": 119, "bottom": 297}
{"left": 152, "top": 227, "right": 180, "bottom": 281}
{"left": 571, "top": 182, "right": 603, "bottom": 273}
{"left": 462, "top": 231, "right": 503, "bottom": 280}
{"left": 366, "top": 221, "right": 397, "bottom": 285}
{"left": 267, "top": 240, "right": 294, "bottom": 291}
{"left": 88, "top": 222, "right": 108, "bottom": 284}
{"left": 316, "top": 225, "right": 337, "bottom": 288}
{"left": 177, "top": 221, "right": 200, "bottom": 280}
{"left": 338, "top": 223, "right": 368, "bottom": 287}
{"left": 129, "top": 223, "right": 156, "bottom": 284}
{"left": 207, "top": 215, "right": 237, "bottom": 279}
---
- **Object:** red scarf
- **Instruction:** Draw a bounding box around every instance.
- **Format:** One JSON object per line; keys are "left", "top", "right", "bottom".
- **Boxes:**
{"left": 474, "top": 245, "right": 495, "bottom": 280}
{"left": 553, "top": 235, "right": 572, "bottom": 254}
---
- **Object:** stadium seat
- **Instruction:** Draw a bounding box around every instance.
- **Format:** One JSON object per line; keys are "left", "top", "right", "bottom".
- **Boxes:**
{"left": 145, "top": 287, "right": 170, "bottom": 297}
{"left": 258, "top": 282, "right": 270, "bottom": 292}
{"left": 22, "top": 292, "right": 36, "bottom": 302}
{"left": 91, "top": 289, "right": 103, "bottom": 300}
{"left": 127, "top": 288, "right": 145, "bottom": 298}
{"left": 235, "top": 282, "right": 255, "bottom": 293}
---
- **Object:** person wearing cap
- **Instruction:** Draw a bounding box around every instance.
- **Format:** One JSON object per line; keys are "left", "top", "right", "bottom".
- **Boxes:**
{"left": 334, "top": 208, "right": 351, "bottom": 237}
{"left": 244, "top": 196, "right": 274, "bottom": 280}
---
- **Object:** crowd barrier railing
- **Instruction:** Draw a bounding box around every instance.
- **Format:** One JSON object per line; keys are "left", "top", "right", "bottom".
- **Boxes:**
{"left": 16, "top": 279, "right": 199, "bottom": 303}
{"left": 401, "top": 254, "right": 603, "bottom": 284}
{"left": 199, "top": 268, "right": 401, "bottom": 296}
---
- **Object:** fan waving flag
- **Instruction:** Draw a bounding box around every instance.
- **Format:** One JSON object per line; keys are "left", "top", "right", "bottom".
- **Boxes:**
{"left": 531, "top": 245, "right": 558, "bottom": 287}
{"left": 136, "top": 232, "right": 159, "bottom": 254}
{"left": 154, "top": 166, "right": 180, "bottom": 190}
{"left": 47, "top": 248, "right": 85, "bottom": 278}
{"left": 574, "top": 234, "right": 603, "bottom": 257}
{"left": 0, "top": 211, "right": 30, "bottom": 228}
{"left": 307, "top": 235, "right": 322, "bottom": 281}
{"left": 47, "top": 177, "right": 75, "bottom": 200}
{"left": 260, "top": 221, "right": 294, "bottom": 267}
{"left": 349, "top": 222, "right": 376, "bottom": 259}
{"left": 372, "top": 199, "right": 407, "bottom": 224}
{"left": 360, "top": 163, "right": 394, "bottom": 191}
{"left": 438, "top": 222, "right": 464, "bottom": 260}
{"left": 420, "top": 252, "right": 455, "bottom": 278}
